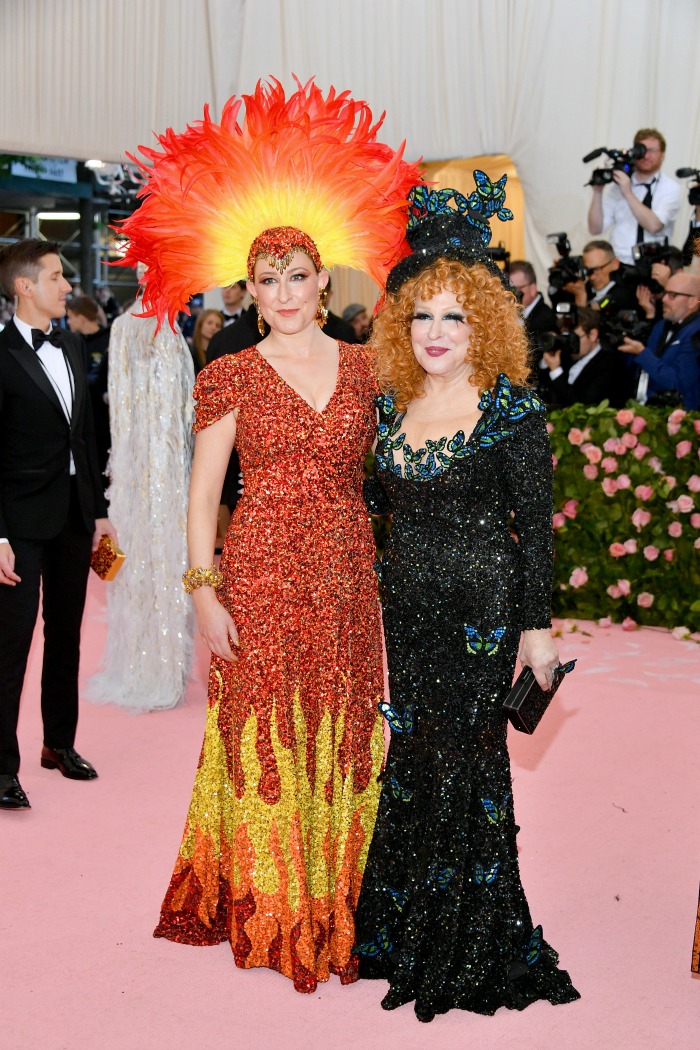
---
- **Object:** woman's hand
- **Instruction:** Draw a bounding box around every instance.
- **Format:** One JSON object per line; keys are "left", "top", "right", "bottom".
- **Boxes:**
{"left": 193, "top": 587, "right": 239, "bottom": 661}
{"left": 519, "top": 628, "right": 559, "bottom": 690}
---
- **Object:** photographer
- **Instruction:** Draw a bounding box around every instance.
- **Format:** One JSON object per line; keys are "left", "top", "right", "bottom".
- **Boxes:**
{"left": 620, "top": 271, "right": 700, "bottom": 409}
{"left": 564, "top": 240, "right": 639, "bottom": 313}
{"left": 510, "top": 259, "right": 556, "bottom": 370}
{"left": 543, "top": 305, "right": 626, "bottom": 408}
{"left": 588, "top": 128, "right": 680, "bottom": 265}
{"left": 636, "top": 245, "right": 684, "bottom": 321}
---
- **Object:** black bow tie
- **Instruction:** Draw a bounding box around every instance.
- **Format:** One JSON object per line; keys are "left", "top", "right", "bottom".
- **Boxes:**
{"left": 31, "top": 327, "right": 64, "bottom": 351}
{"left": 223, "top": 311, "right": 240, "bottom": 321}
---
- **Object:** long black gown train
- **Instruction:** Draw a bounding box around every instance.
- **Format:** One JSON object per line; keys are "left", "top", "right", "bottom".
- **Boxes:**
{"left": 354, "top": 374, "right": 580, "bottom": 1020}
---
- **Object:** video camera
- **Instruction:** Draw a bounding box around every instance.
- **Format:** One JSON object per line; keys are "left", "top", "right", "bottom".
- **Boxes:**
{"left": 583, "top": 144, "right": 647, "bottom": 186}
{"left": 676, "top": 167, "right": 700, "bottom": 207}
{"left": 598, "top": 309, "right": 653, "bottom": 352}
{"left": 546, "top": 233, "right": 586, "bottom": 294}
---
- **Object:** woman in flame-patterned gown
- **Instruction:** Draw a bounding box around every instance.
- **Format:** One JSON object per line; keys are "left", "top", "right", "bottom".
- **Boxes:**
{"left": 117, "top": 79, "right": 423, "bottom": 992}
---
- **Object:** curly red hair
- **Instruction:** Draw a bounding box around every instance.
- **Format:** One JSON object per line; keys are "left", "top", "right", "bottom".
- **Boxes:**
{"left": 371, "top": 258, "right": 529, "bottom": 409}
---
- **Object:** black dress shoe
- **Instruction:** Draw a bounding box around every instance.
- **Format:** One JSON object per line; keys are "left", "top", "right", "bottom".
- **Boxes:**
{"left": 41, "top": 746, "right": 98, "bottom": 780}
{"left": 0, "top": 773, "right": 31, "bottom": 809}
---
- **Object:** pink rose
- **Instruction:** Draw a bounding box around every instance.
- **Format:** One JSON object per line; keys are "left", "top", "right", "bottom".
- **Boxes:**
{"left": 637, "top": 592, "right": 654, "bottom": 608}
{"left": 602, "top": 478, "right": 619, "bottom": 497}
{"left": 616, "top": 409, "right": 634, "bottom": 426}
{"left": 616, "top": 474, "right": 631, "bottom": 490}
{"left": 632, "top": 443, "right": 650, "bottom": 461}
{"left": 630, "top": 416, "right": 647, "bottom": 434}
{"left": 669, "top": 408, "right": 687, "bottom": 425}
{"left": 667, "top": 421, "right": 682, "bottom": 436}
{"left": 691, "top": 513, "right": 700, "bottom": 528}
{"left": 694, "top": 420, "right": 700, "bottom": 436}
{"left": 568, "top": 428, "right": 584, "bottom": 446}
{"left": 668, "top": 521, "right": 683, "bottom": 538}
{"left": 672, "top": 626, "right": 691, "bottom": 640}
{"left": 585, "top": 445, "right": 603, "bottom": 464}
{"left": 632, "top": 509, "right": 651, "bottom": 531}
{"left": 621, "top": 617, "right": 637, "bottom": 632}
{"left": 634, "top": 485, "right": 653, "bottom": 501}
{"left": 552, "top": 454, "right": 558, "bottom": 469}
{"left": 546, "top": 421, "right": 554, "bottom": 434}
{"left": 552, "top": 512, "right": 566, "bottom": 529}
{"left": 597, "top": 617, "right": 612, "bottom": 628}
{"left": 602, "top": 457, "right": 618, "bottom": 473}
{"left": 609, "top": 542, "right": 626, "bottom": 557}
{"left": 677, "top": 494, "right": 695, "bottom": 513}
{"left": 615, "top": 443, "right": 627, "bottom": 456}
{"left": 617, "top": 579, "right": 631, "bottom": 596}
{"left": 643, "top": 545, "right": 659, "bottom": 561}
{"left": 695, "top": 538, "right": 700, "bottom": 550}
{"left": 569, "top": 567, "right": 589, "bottom": 588}
{"left": 663, "top": 548, "right": 674, "bottom": 562}
{"left": 663, "top": 476, "right": 677, "bottom": 489}
{"left": 623, "top": 539, "right": 637, "bottom": 554}
{"left": 688, "top": 475, "right": 700, "bottom": 493}
{"left": 676, "top": 440, "right": 692, "bottom": 458}
{"left": 583, "top": 464, "right": 599, "bottom": 480}
{"left": 621, "top": 432, "right": 638, "bottom": 449}
{"left": 607, "top": 584, "right": 622, "bottom": 599}
{"left": 603, "top": 438, "right": 618, "bottom": 453}
{"left": 666, "top": 500, "right": 680, "bottom": 513}
{"left": 563, "top": 499, "right": 579, "bottom": 519}
{"left": 648, "top": 456, "right": 663, "bottom": 473}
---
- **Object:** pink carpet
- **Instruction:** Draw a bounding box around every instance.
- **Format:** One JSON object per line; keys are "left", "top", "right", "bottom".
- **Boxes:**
{"left": 3, "top": 576, "right": 699, "bottom": 1050}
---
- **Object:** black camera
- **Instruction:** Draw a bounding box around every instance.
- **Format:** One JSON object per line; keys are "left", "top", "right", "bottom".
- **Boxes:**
{"left": 676, "top": 167, "right": 700, "bottom": 207}
{"left": 628, "top": 239, "right": 678, "bottom": 294}
{"left": 583, "top": 144, "right": 647, "bottom": 186}
{"left": 599, "top": 309, "right": 652, "bottom": 352}
{"left": 546, "top": 233, "right": 586, "bottom": 293}
{"left": 540, "top": 302, "right": 580, "bottom": 358}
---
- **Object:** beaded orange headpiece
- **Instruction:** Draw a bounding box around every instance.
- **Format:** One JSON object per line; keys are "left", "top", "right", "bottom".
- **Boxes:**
{"left": 246, "top": 227, "right": 322, "bottom": 281}
{"left": 117, "top": 77, "right": 425, "bottom": 327}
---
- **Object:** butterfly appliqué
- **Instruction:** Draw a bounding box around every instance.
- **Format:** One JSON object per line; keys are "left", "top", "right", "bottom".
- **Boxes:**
{"left": 382, "top": 886, "right": 408, "bottom": 912}
{"left": 378, "top": 701, "right": 415, "bottom": 734}
{"left": 475, "top": 861, "right": 500, "bottom": 885}
{"left": 481, "top": 794, "right": 511, "bottom": 824}
{"left": 354, "top": 925, "right": 393, "bottom": 958}
{"left": 388, "top": 776, "right": 413, "bottom": 802}
{"left": 464, "top": 624, "right": 506, "bottom": 656}
{"left": 427, "top": 863, "right": 457, "bottom": 889}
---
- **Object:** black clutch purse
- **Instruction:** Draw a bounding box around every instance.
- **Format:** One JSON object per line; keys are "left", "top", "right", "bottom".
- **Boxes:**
{"left": 503, "top": 660, "right": 576, "bottom": 734}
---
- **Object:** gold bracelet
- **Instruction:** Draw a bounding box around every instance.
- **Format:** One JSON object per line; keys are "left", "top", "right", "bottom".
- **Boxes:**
{"left": 182, "top": 565, "right": 224, "bottom": 593}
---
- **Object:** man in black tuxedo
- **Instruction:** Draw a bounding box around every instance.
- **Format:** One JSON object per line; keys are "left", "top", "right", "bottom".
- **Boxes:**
{"left": 509, "top": 260, "right": 557, "bottom": 375}
{"left": 0, "top": 240, "right": 117, "bottom": 810}
{"left": 543, "top": 305, "right": 625, "bottom": 407}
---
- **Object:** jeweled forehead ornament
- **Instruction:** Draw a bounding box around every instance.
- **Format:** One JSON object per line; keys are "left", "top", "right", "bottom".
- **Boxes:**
{"left": 247, "top": 227, "right": 322, "bottom": 281}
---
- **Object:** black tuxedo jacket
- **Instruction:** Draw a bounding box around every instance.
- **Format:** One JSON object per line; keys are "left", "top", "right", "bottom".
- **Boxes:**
{"left": 0, "top": 319, "right": 107, "bottom": 540}
{"left": 549, "top": 348, "right": 626, "bottom": 408}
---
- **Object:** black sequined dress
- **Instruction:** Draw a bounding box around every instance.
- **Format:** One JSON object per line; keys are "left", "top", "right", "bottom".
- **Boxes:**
{"left": 354, "top": 374, "right": 580, "bottom": 1020}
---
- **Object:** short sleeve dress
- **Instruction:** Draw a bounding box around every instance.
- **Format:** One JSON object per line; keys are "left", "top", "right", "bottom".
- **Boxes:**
{"left": 154, "top": 342, "right": 385, "bottom": 994}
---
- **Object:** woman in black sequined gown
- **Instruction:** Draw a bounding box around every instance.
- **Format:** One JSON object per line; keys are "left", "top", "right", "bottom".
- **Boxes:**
{"left": 354, "top": 186, "right": 580, "bottom": 1022}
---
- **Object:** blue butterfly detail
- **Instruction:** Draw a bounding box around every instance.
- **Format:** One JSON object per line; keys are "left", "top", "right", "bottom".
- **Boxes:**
{"left": 378, "top": 701, "right": 415, "bottom": 734}
{"left": 559, "top": 660, "right": 577, "bottom": 675}
{"left": 427, "top": 863, "right": 457, "bottom": 889}
{"left": 354, "top": 925, "right": 393, "bottom": 958}
{"left": 388, "top": 776, "right": 413, "bottom": 802}
{"left": 481, "top": 794, "right": 511, "bottom": 824}
{"left": 525, "top": 925, "right": 543, "bottom": 967}
{"left": 464, "top": 624, "right": 506, "bottom": 656}
{"left": 467, "top": 170, "right": 513, "bottom": 223}
{"left": 375, "top": 393, "right": 396, "bottom": 415}
{"left": 382, "top": 886, "right": 408, "bottom": 912}
{"left": 475, "top": 862, "right": 500, "bottom": 885}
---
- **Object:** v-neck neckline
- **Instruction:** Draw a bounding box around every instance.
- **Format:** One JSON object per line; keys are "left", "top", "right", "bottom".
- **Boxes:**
{"left": 255, "top": 341, "right": 343, "bottom": 416}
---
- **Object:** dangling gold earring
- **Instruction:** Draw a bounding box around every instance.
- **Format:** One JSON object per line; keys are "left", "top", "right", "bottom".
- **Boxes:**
{"left": 253, "top": 297, "right": 266, "bottom": 337}
{"left": 316, "top": 288, "right": 329, "bottom": 328}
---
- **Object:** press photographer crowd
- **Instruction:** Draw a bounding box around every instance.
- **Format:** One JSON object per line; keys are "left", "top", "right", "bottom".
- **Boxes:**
{"left": 510, "top": 126, "right": 700, "bottom": 411}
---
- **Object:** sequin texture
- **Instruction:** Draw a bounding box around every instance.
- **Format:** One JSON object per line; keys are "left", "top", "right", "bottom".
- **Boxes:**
{"left": 354, "top": 374, "right": 580, "bottom": 1019}
{"left": 154, "top": 343, "right": 385, "bottom": 993}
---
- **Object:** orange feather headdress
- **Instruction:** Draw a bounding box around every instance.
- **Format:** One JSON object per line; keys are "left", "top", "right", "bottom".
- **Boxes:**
{"left": 117, "top": 77, "right": 425, "bottom": 327}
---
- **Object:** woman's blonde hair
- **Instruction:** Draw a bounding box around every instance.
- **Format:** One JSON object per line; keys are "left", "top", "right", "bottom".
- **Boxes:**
{"left": 371, "top": 258, "right": 529, "bottom": 409}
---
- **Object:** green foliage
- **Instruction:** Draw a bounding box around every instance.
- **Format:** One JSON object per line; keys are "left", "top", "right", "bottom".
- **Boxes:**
{"left": 549, "top": 403, "right": 700, "bottom": 630}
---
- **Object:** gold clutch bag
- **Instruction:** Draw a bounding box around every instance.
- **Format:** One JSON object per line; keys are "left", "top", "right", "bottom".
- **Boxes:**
{"left": 90, "top": 535, "right": 126, "bottom": 581}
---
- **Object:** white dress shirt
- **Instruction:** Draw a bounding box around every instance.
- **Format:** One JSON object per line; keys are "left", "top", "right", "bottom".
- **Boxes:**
{"left": 549, "top": 344, "right": 602, "bottom": 383}
{"left": 14, "top": 315, "right": 75, "bottom": 474}
{"left": 601, "top": 171, "right": 681, "bottom": 264}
